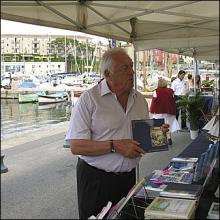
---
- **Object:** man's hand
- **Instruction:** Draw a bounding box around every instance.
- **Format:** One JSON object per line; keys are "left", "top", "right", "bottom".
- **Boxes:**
{"left": 161, "top": 124, "right": 169, "bottom": 134}
{"left": 113, "top": 139, "right": 146, "bottom": 159}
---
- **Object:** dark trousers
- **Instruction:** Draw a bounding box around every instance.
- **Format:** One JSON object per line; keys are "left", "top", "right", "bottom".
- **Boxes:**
{"left": 175, "top": 95, "right": 186, "bottom": 129}
{"left": 76, "top": 158, "right": 136, "bottom": 219}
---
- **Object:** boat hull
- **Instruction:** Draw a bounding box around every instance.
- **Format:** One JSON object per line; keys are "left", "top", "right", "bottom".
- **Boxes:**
{"left": 38, "top": 93, "right": 68, "bottom": 105}
{"left": 18, "top": 93, "right": 38, "bottom": 103}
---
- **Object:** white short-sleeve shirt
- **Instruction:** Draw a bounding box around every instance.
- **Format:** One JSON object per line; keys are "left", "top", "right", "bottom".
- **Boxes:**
{"left": 66, "top": 79, "right": 149, "bottom": 172}
{"left": 171, "top": 78, "right": 187, "bottom": 96}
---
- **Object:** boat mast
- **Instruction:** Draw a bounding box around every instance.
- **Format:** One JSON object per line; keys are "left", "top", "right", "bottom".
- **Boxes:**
{"left": 64, "top": 35, "right": 67, "bottom": 72}
{"left": 73, "top": 35, "right": 80, "bottom": 73}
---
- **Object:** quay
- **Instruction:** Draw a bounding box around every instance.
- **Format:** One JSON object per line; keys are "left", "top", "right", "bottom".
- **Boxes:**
{"left": 1, "top": 125, "right": 192, "bottom": 219}
{"left": 1, "top": 88, "right": 83, "bottom": 101}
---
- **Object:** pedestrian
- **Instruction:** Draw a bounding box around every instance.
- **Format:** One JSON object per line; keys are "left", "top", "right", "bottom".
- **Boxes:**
{"left": 171, "top": 70, "right": 187, "bottom": 129}
{"left": 150, "top": 78, "right": 180, "bottom": 145}
{"left": 66, "top": 48, "right": 169, "bottom": 219}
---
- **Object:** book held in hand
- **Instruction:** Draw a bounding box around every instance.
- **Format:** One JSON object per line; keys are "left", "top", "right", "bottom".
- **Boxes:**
{"left": 144, "top": 197, "right": 196, "bottom": 219}
{"left": 132, "top": 119, "right": 168, "bottom": 152}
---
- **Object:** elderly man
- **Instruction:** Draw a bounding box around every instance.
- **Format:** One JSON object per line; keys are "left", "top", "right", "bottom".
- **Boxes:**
{"left": 66, "top": 48, "right": 168, "bottom": 219}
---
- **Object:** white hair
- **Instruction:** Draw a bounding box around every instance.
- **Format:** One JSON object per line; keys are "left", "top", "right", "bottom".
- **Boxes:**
{"left": 99, "top": 48, "right": 128, "bottom": 78}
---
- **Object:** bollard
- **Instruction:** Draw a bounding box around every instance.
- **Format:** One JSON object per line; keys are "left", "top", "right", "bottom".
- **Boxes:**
{"left": 1, "top": 154, "right": 8, "bottom": 173}
{"left": 63, "top": 139, "right": 70, "bottom": 148}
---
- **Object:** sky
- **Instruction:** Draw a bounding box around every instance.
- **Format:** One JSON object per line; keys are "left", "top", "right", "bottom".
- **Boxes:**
{"left": 1, "top": 19, "right": 109, "bottom": 44}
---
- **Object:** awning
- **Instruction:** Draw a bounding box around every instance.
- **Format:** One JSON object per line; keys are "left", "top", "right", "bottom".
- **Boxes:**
{"left": 1, "top": 1, "right": 219, "bottom": 62}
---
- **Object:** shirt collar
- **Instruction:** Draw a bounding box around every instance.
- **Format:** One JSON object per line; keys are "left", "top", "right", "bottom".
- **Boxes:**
{"left": 100, "top": 78, "right": 138, "bottom": 98}
{"left": 100, "top": 79, "right": 112, "bottom": 96}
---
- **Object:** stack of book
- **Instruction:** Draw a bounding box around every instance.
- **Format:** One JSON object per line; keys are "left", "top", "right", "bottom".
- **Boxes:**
{"left": 207, "top": 202, "right": 219, "bottom": 219}
{"left": 144, "top": 197, "right": 197, "bottom": 219}
{"left": 149, "top": 169, "right": 194, "bottom": 185}
{"left": 159, "top": 183, "right": 203, "bottom": 200}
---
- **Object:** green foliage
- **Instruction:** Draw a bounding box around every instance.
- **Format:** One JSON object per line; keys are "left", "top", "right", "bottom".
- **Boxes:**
{"left": 177, "top": 93, "right": 205, "bottom": 130}
{"left": 201, "top": 79, "right": 214, "bottom": 88}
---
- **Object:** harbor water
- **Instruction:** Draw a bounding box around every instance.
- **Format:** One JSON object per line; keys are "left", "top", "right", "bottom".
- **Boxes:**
{"left": 1, "top": 99, "right": 73, "bottom": 140}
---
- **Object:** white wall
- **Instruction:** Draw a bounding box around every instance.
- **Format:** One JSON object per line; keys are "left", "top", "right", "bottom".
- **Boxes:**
{"left": 1, "top": 62, "right": 65, "bottom": 78}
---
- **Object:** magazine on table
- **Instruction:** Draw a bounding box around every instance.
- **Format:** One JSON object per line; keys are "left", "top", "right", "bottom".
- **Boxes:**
{"left": 144, "top": 197, "right": 196, "bottom": 219}
{"left": 150, "top": 169, "right": 194, "bottom": 184}
{"left": 131, "top": 118, "right": 168, "bottom": 153}
{"left": 159, "top": 183, "right": 203, "bottom": 200}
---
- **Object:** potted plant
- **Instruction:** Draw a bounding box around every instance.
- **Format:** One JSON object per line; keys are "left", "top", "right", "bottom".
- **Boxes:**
{"left": 177, "top": 92, "right": 205, "bottom": 139}
{"left": 201, "top": 79, "right": 214, "bottom": 93}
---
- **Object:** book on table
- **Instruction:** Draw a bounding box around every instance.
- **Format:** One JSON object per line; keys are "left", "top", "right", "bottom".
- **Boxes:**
{"left": 166, "top": 160, "right": 198, "bottom": 172}
{"left": 150, "top": 169, "right": 194, "bottom": 185}
{"left": 207, "top": 202, "right": 219, "bottom": 219}
{"left": 131, "top": 118, "right": 168, "bottom": 153}
{"left": 144, "top": 196, "right": 196, "bottom": 219}
{"left": 159, "top": 183, "right": 203, "bottom": 200}
{"left": 193, "top": 151, "right": 208, "bottom": 182}
{"left": 134, "top": 179, "right": 167, "bottom": 199}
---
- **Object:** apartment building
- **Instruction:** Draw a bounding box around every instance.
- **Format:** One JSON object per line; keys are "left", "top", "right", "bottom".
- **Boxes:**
{"left": 1, "top": 34, "right": 94, "bottom": 57}
{"left": 1, "top": 34, "right": 108, "bottom": 77}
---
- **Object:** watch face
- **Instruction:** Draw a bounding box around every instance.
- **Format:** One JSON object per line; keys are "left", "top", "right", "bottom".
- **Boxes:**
{"left": 111, "top": 148, "right": 115, "bottom": 153}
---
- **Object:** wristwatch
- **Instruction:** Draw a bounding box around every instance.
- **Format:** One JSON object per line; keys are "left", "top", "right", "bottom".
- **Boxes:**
{"left": 110, "top": 140, "right": 115, "bottom": 153}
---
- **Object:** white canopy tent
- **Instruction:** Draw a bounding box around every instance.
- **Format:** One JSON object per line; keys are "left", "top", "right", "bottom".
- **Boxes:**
{"left": 1, "top": 1, "right": 219, "bottom": 62}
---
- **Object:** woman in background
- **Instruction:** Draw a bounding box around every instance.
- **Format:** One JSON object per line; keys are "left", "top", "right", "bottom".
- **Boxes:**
{"left": 186, "top": 74, "right": 201, "bottom": 94}
{"left": 150, "top": 78, "right": 180, "bottom": 145}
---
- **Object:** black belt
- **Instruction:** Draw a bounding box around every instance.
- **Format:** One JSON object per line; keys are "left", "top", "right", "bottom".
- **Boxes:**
{"left": 78, "top": 158, "right": 134, "bottom": 176}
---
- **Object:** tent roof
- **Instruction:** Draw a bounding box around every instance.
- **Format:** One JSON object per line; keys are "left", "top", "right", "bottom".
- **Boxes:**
{"left": 1, "top": 1, "right": 219, "bottom": 61}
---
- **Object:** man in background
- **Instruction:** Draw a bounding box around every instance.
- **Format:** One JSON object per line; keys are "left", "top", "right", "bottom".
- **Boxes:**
{"left": 171, "top": 70, "right": 187, "bottom": 129}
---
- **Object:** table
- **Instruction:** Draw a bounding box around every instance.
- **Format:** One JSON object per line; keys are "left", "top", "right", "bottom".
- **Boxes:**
{"left": 117, "top": 134, "right": 219, "bottom": 219}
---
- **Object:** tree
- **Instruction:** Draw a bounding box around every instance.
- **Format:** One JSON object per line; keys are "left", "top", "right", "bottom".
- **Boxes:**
{"left": 51, "top": 37, "right": 95, "bottom": 73}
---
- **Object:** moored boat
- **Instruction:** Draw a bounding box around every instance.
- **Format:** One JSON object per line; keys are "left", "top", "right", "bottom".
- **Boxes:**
{"left": 38, "top": 92, "right": 68, "bottom": 105}
{"left": 18, "top": 92, "right": 45, "bottom": 103}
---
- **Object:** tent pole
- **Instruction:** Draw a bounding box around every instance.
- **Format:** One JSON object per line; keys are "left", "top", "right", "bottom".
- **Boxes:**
{"left": 193, "top": 50, "right": 198, "bottom": 95}
{"left": 133, "top": 48, "right": 140, "bottom": 183}
{"left": 130, "top": 17, "right": 140, "bottom": 183}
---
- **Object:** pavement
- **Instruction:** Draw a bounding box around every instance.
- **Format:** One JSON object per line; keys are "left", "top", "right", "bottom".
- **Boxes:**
{"left": 1, "top": 124, "right": 192, "bottom": 219}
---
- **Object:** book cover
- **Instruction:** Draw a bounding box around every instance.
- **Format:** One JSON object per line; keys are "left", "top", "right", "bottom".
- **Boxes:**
{"left": 193, "top": 151, "right": 208, "bottom": 181}
{"left": 166, "top": 160, "right": 197, "bottom": 172}
{"left": 200, "top": 150, "right": 209, "bottom": 178}
{"left": 160, "top": 183, "right": 203, "bottom": 200}
{"left": 144, "top": 197, "right": 196, "bottom": 219}
{"left": 207, "top": 202, "right": 219, "bottom": 219}
{"left": 150, "top": 170, "right": 193, "bottom": 184}
{"left": 171, "top": 157, "right": 198, "bottom": 163}
{"left": 131, "top": 119, "right": 168, "bottom": 152}
{"left": 207, "top": 142, "right": 219, "bottom": 166}
{"left": 134, "top": 179, "right": 167, "bottom": 198}
{"left": 97, "top": 201, "right": 112, "bottom": 219}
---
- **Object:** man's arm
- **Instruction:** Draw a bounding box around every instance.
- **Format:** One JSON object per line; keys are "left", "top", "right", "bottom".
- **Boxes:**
{"left": 70, "top": 139, "right": 146, "bottom": 159}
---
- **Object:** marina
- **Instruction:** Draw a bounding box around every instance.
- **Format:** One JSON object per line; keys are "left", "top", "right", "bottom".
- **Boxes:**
{"left": 1, "top": 98, "right": 72, "bottom": 140}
